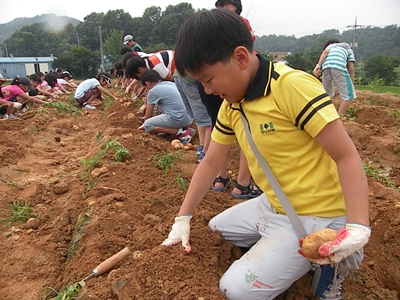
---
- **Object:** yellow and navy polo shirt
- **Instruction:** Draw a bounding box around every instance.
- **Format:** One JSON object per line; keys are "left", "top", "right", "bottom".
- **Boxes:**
{"left": 212, "top": 55, "right": 345, "bottom": 217}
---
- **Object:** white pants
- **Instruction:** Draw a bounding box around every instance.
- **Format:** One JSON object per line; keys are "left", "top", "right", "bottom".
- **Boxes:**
{"left": 208, "top": 194, "right": 362, "bottom": 300}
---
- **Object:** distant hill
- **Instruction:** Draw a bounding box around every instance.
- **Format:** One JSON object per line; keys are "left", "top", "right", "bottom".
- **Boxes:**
{"left": 0, "top": 13, "right": 80, "bottom": 44}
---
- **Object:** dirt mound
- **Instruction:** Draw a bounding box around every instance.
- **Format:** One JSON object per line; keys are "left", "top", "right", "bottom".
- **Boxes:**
{"left": 0, "top": 89, "right": 399, "bottom": 300}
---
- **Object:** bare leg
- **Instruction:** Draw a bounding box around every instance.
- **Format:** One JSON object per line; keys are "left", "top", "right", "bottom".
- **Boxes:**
{"left": 338, "top": 100, "right": 352, "bottom": 115}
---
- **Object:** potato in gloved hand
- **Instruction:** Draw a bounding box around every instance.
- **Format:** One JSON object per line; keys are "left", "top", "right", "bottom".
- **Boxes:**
{"left": 301, "top": 228, "right": 337, "bottom": 259}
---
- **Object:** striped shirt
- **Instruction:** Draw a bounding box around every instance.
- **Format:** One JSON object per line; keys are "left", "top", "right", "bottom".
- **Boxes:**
{"left": 321, "top": 42, "right": 355, "bottom": 72}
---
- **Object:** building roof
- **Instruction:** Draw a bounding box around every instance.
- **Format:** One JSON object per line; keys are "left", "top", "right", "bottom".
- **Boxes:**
{"left": 0, "top": 56, "right": 55, "bottom": 63}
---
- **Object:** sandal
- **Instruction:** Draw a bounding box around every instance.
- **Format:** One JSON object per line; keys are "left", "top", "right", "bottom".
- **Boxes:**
{"left": 231, "top": 182, "right": 262, "bottom": 199}
{"left": 211, "top": 176, "right": 231, "bottom": 192}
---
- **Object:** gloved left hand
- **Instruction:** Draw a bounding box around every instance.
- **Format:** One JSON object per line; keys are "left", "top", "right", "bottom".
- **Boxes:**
{"left": 299, "top": 223, "right": 371, "bottom": 265}
{"left": 317, "top": 223, "right": 371, "bottom": 264}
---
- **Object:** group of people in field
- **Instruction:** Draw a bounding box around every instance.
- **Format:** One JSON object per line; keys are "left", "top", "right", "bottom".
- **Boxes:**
{"left": 2, "top": 1, "right": 368, "bottom": 299}
{"left": 0, "top": 68, "right": 77, "bottom": 120}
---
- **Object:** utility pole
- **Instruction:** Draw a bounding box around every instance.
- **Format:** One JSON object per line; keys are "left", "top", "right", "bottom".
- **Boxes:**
{"left": 346, "top": 17, "right": 364, "bottom": 51}
{"left": 4, "top": 42, "right": 8, "bottom": 57}
{"left": 99, "top": 25, "right": 105, "bottom": 72}
{"left": 347, "top": 17, "right": 364, "bottom": 83}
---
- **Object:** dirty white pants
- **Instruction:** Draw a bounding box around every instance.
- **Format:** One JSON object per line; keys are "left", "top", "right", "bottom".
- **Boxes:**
{"left": 208, "top": 194, "right": 362, "bottom": 300}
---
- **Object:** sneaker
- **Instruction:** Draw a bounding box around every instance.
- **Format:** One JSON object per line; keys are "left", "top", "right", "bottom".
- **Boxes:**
{"left": 177, "top": 127, "right": 196, "bottom": 145}
{"left": 196, "top": 145, "right": 204, "bottom": 156}
{"left": 83, "top": 104, "right": 96, "bottom": 110}
{"left": 21, "top": 107, "right": 28, "bottom": 113}
{"left": 197, "top": 151, "right": 205, "bottom": 163}
{"left": 3, "top": 114, "right": 18, "bottom": 120}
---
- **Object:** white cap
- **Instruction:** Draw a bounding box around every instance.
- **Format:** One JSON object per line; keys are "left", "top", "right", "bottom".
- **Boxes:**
{"left": 123, "top": 34, "right": 133, "bottom": 45}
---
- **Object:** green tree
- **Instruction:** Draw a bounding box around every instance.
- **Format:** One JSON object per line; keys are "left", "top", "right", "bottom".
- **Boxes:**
{"left": 364, "top": 55, "right": 399, "bottom": 85}
{"left": 4, "top": 22, "right": 57, "bottom": 57}
{"left": 285, "top": 52, "right": 309, "bottom": 71}
{"left": 53, "top": 46, "right": 100, "bottom": 78}
{"left": 104, "top": 29, "right": 125, "bottom": 65}
{"left": 76, "top": 12, "right": 105, "bottom": 51}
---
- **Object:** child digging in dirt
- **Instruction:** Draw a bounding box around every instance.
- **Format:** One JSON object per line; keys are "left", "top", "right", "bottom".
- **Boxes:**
{"left": 162, "top": 9, "right": 370, "bottom": 300}
{"left": 138, "top": 69, "right": 196, "bottom": 145}
{"left": 74, "top": 72, "right": 116, "bottom": 109}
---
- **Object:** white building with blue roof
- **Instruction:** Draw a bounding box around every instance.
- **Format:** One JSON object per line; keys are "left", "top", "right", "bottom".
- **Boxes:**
{"left": 0, "top": 56, "right": 55, "bottom": 78}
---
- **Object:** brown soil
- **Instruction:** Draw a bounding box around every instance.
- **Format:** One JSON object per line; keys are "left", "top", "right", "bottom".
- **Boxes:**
{"left": 0, "top": 89, "right": 399, "bottom": 300}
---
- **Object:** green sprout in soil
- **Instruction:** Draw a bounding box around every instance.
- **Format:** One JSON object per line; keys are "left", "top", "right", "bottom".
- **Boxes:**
{"left": 101, "top": 96, "right": 115, "bottom": 112}
{"left": 80, "top": 139, "right": 131, "bottom": 170}
{"left": 43, "top": 282, "right": 82, "bottom": 300}
{"left": 176, "top": 175, "right": 187, "bottom": 193}
{"left": 65, "top": 209, "right": 92, "bottom": 261}
{"left": 1, "top": 200, "right": 37, "bottom": 227}
{"left": 152, "top": 151, "right": 183, "bottom": 176}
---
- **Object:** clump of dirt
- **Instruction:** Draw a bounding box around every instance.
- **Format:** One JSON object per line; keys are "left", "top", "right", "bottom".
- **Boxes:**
{"left": 0, "top": 89, "right": 399, "bottom": 300}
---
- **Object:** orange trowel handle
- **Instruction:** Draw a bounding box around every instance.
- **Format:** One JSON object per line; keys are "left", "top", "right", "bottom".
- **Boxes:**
{"left": 92, "top": 247, "right": 131, "bottom": 276}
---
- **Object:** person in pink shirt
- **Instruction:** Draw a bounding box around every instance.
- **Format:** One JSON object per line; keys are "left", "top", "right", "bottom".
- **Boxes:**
{"left": 1, "top": 76, "right": 47, "bottom": 119}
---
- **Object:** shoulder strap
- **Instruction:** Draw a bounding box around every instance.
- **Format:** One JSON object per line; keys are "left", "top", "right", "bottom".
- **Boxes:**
{"left": 240, "top": 113, "right": 307, "bottom": 238}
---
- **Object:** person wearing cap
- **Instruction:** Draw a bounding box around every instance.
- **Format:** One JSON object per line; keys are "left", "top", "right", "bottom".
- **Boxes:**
{"left": 0, "top": 76, "right": 47, "bottom": 119}
{"left": 122, "top": 34, "right": 143, "bottom": 53}
{"left": 73, "top": 72, "right": 116, "bottom": 110}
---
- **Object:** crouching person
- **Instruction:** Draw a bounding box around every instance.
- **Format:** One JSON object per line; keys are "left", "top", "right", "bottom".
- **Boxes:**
{"left": 139, "top": 69, "right": 196, "bottom": 145}
{"left": 74, "top": 72, "right": 116, "bottom": 110}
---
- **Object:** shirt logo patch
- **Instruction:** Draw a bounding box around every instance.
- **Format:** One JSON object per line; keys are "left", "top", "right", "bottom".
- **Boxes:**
{"left": 260, "top": 122, "right": 275, "bottom": 134}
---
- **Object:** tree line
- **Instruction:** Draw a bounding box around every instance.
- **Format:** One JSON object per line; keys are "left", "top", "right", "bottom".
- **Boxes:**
{"left": 1, "top": 4, "right": 399, "bottom": 85}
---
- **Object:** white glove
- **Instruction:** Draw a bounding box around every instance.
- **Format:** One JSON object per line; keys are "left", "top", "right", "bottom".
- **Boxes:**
{"left": 310, "top": 223, "right": 371, "bottom": 265}
{"left": 162, "top": 215, "right": 192, "bottom": 253}
{"left": 13, "top": 102, "right": 22, "bottom": 109}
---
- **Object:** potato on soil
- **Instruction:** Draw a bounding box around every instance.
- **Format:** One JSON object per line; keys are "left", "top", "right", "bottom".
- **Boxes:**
{"left": 171, "top": 139, "right": 183, "bottom": 150}
{"left": 301, "top": 228, "right": 337, "bottom": 259}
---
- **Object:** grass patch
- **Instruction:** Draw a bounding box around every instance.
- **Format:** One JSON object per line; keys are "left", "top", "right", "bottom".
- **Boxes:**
{"left": 387, "top": 110, "right": 400, "bottom": 125}
{"left": 43, "top": 101, "right": 82, "bottom": 116}
{"left": 345, "top": 107, "right": 358, "bottom": 120}
{"left": 355, "top": 85, "right": 400, "bottom": 95}
{"left": 1, "top": 201, "right": 37, "bottom": 227}
{"left": 363, "top": 163, "right": 395, "bottom": 188}
{"left": 152, "top": 151, "right": 183, "bottom": 176}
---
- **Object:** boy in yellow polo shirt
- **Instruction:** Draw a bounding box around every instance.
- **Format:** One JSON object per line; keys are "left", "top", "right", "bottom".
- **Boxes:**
{"left": 162, "top": 9, "right": 370, "bottom": 300}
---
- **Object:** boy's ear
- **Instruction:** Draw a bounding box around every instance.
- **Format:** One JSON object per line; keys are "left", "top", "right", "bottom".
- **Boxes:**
{"left": 233, "top": 46, "right": 250, "bottom": 70}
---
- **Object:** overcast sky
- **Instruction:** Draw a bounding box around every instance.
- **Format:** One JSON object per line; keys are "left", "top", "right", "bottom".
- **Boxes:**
{"left": 1, "top": 0, "right": 399, "bottom": 37}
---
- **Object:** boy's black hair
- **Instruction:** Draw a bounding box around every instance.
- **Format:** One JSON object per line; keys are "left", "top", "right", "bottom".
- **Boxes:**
{"left": 122, "top": 52, "right": 138, "bottom": 69}
{"left": 29, "top": 73, "right": 41, "bottom": 83}
{"left": 324, "top": 39, "right": 340, "bottom": 49}
{"left": 114, "top": 61, "right": 124, "bottom": 71}
{"left": 125, "top": 56, "right": 146, "bottom": 79}
{"left": 36, "top": 71, "right": 45, "bottom": 77}
{"left": 175, "top": 9, "right": 253, "bottom": 76}
{"left": 120, "top": 46, "right": 133, "bottom": 56}
{"left": 140, "top": 69, "right": 162, "bottom": 86}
